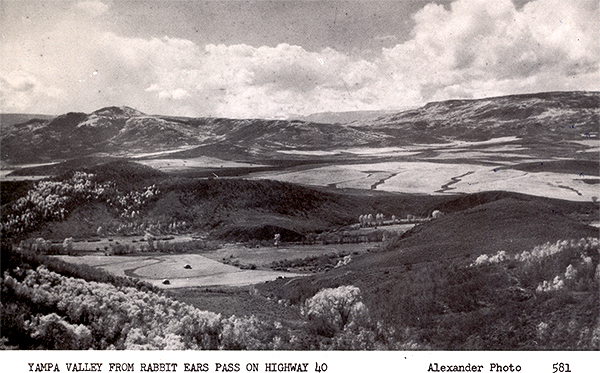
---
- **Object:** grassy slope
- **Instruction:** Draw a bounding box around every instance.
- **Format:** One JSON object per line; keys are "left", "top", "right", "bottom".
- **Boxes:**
{"left": 372, "top": 198, "right": 597, "bottom": 264}
{"left": 257, "top": 197, "right": 599, "bottom": 349}
{"left": 166, "top": 287, "right": 302, "bottom": 324}
{"left": 503, "top": 159, "right": 600, "bottom": 175}
{"left": 260, "top": 196, "right": 598, "bottom": 297}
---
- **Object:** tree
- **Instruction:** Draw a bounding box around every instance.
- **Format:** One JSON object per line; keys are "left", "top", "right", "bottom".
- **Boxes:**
{"left": 431, "top": 210, "right": 444, "bottom": 219}
{"left": 63, "top": 237, "right": 74, "bottom": 255}
{"left": 274, "top": 234, "right": 281, "bottom": 247}
{"left": 303, "top": 285, "right": 369, "bottom": 335}
{"left": 145, "top": 233, "right": 155, "bottom": 251}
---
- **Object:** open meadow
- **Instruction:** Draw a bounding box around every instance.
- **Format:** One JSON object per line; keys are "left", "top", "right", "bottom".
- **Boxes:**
{"left": 56, "top": 252, "right": 306, "bottom": 288}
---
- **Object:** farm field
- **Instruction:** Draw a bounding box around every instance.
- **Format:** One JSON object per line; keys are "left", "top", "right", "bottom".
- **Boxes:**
{"left": 249, "top": 159, "right": 598, "bottom": 201}
{"left": 56, "top": 252, "right": 306, "bottom": 288}
{"left": 236, "top": 136, "right": 600, "bottom": 201}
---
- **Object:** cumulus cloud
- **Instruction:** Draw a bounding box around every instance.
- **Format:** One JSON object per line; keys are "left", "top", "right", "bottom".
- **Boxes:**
{"left": 0, "top": 0, "right": 598, "bottom": 117}
{"left": 0, "top": 71, "right": 63, "bottom": 112}
{"left": 76, "top": 1, "right": 109, "bottom": 17}
{"left": 382, "top": 0, "right": 599, "bottom": 101}
{"left": 1, "top": 72, "right": 37, "bottom": 93}
{"left": 137, "top": 42, "right": 381, "bottom": 117}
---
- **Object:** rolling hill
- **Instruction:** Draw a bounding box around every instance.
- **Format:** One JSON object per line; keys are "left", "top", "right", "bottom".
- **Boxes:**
{"left": 369, "top": 91, "right": 600, "bottom": 142}
{"left": 3, "top": 158, "right": 596, "bottom": 243}
{"left": 259, "top": 191, "right": 598, "bottom": 289}
{"left": 2, "top": 91, "right": 598, "bottom": 165}
{"left": 257, "top": 195, "right": 599, "bottom": 349}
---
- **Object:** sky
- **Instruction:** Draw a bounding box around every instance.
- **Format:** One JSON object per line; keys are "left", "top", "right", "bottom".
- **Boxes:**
{"left": 1, "top": 0, "right": 598, "bottom": 118}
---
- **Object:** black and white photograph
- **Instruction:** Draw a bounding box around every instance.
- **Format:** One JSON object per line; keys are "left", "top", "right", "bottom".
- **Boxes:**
{"left": 1, "top": 0, "right": 599, "bottom": 361}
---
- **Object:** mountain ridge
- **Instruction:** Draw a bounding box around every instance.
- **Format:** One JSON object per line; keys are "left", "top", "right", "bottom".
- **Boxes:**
{"left": 287, "top": 109, "right": 408, "bottom": 124}
{"left": 1, "top": 91, "right": 598, "bottom": 165}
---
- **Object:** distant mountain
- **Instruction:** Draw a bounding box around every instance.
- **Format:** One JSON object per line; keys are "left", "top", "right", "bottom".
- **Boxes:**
{"left": 369, "top": 91, "right": 600, "bottom": 142}
{"left": 0, "top": 106, "right": 386, "bottom": 164}
{"left": 1, "top": 92, "right": 598, "bottom": 164}
{"left": 91, "top": 106, "right": 146, "bottom": 117}
{"left": 0, "top": 113, "right": 55, "bottom": 128}
{"left": 288, "top": 109, "right": 407, "bottom": 124}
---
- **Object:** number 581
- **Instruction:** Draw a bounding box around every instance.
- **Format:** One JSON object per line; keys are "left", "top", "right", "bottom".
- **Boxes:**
{"left": 552, "top": 363, "right": 571, "bottom": 373}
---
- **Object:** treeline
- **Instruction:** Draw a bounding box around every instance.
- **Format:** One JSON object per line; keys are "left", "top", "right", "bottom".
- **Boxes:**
{"left": 270, "top": 252, "right": 354, "bottom": 273}
{"left": 98, "top": 219, "right": 191, "bottom": 237}
{"left": 111, "top": 238, "right": 220, "bottom": 255}
{"left": 303, "top": 229, "right": 394, "bottom": 245}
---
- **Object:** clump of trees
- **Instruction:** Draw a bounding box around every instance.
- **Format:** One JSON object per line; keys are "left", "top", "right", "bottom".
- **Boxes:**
{"left": 472, "top": 237, "right": 599, "bottom": 293}
{"left": 1, "top": 172, "right": 162, "bottom": 239}
{"left": 270, "top": 252, "right": 351, "bottom": 272}
{"left": 303, "top": 286, "right": 369, "bottom": 336}
{"left": 1, "top": 266, "right": 291, "bottom": 350}
{"left": 16, "top": 237, "right": 78, "bottom": 256}
{"left": 107, "top": 239, "right": 219, "bottom": 256}
{"left": 151, "top": 239, "right": 220, "bottom": 254}
{"left": 302, "top": 229, "right": 401, "bottom": 246}
{"left": 17, "top": 238, "right": 56, "bottom": 254}
{"left": 114, "top": 185, "right": 160, "bottom": 219}
{"left": 1, "top": 172, "right": 111, "bottom": 237}
{"left": 300, "top": 285, "right": 417, "bottom": 349}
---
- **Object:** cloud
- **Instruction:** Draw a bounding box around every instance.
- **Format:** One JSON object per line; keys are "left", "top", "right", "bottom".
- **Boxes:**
{"left": 1, "top": 72, "right": 37, "bottom": 92}
{"left": 0, "top": 0, "right": 598, "bottom": 117}
{"left": 382, "top": 0, "right": 599, "bottom": 101}
{"left": 374, "top": 35, "right": 398, "bottom": 42}
{"left": 0, "top": 71, "right": 63, "bottom": 112}
{"left": 136, "top": 42, "right": 382, "bottom": 117}
{"left": 158, "top": 89, "right": 191, "bottom": 101}
{"left": 76, "top": 1, "right": 109, "bottom": 17}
